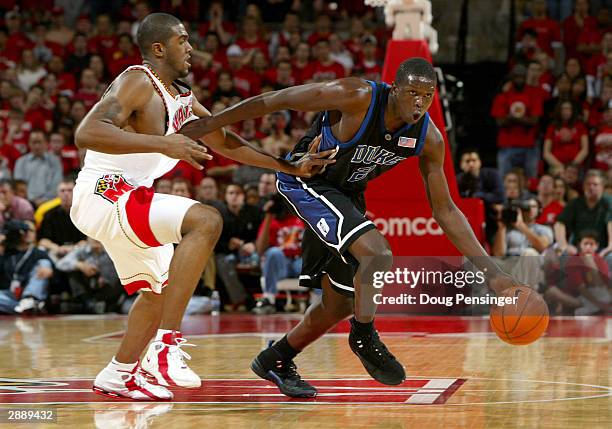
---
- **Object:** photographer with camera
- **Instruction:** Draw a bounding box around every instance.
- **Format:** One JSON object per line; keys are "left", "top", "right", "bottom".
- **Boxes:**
{"left": 0, "top": 220, "right": 53, "bottom": 314}
{"left": 253, "top": 193, "right": 305, "bottom": 314}
{"left": 492, "top": 197, "right": 553, "bottom": 289}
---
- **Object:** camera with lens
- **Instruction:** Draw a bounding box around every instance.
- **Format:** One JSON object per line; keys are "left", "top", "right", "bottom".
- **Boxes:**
{"left": 501, "top": 199, "right": 531, "bottom": 227}
{"left": 1, "top": 220, "right": 30, "bottom": 251}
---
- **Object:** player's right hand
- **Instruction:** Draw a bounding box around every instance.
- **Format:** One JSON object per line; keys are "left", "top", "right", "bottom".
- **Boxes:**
{"left": 162, "top": 134, "right": 213, "bottom": 170}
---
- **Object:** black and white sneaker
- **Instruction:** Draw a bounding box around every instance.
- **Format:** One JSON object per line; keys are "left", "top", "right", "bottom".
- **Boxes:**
{"left": 250, "top": 348, "right": 317, "bottom": 398}
{"left": 349, "top": 323, "right": 405, "bottom": 385}
{"left": 252, "top": 298, "right": 276, "bottom": 315}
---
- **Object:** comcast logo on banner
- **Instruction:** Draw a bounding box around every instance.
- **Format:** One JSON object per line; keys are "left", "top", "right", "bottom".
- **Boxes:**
{"left": 373, "top": 217, "right": 443, "bottom": 237}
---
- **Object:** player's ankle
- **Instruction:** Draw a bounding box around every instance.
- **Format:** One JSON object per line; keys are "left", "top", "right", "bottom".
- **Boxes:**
{"left": 263, "top": 335, "right": 299, "bottom": 363}
{"left": 350, "top": 317, "right": 375, "bottom": 335}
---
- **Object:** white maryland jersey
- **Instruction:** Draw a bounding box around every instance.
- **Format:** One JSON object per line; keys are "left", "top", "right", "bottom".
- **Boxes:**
{"left": 76, "top": 65, "right": 199, "bottom": 187}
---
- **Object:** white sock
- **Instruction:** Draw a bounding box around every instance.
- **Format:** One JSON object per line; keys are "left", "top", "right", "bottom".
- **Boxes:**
{"left": 264, "top": 293, "right": 276, "bottom": 305}
{"left": 155, "top": 329, "right": 179, "bottom": 341}
{"left": 109, "top": 357, "right": 137, "bottom": 371}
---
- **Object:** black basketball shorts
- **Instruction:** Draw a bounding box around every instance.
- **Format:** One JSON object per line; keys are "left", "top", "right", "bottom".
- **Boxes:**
{"left": 276, "top": 174, "right": 376, "bottom": 296}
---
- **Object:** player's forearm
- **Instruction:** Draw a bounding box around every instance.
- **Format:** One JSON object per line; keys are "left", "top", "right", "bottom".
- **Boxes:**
{"left": 436, "top": 207, "right": 504, "bottom": 276}
{"left": 210, "top": 130, "right": 299, "bottom": 175}
{"left": 75, "top": 120, "right": 166, "bottom": 154}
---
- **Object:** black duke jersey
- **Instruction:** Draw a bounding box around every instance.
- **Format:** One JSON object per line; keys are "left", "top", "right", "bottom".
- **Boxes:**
{"left": 278, "top": 80, "right": 430, "bottom": 195}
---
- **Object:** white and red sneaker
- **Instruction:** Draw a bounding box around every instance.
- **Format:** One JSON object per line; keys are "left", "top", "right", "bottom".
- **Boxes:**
{"left": 141, "top": 331, "right": 201, "bottom": 388}
{"left": 93, "top": 359, "right": 173, "bottom": 401}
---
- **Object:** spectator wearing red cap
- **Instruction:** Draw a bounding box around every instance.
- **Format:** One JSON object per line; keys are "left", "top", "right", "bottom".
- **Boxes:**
{"left": 4, "top": 11, "right": 34, "bottom": 63}
{"left": 46, "top": 7, "right": 75, "bottom": 47}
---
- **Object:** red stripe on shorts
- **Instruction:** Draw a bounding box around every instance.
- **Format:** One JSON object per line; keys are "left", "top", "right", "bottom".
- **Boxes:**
{"left": 125, "top": 186, "right": 162, "bottom": 247}
{"left": 124, "top": 280, "right": 152, "bottom": 295}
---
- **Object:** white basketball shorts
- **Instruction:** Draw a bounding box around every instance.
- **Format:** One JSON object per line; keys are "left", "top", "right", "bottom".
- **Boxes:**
{"left": 70, "top": 174, "right": 198, "bottom": 295}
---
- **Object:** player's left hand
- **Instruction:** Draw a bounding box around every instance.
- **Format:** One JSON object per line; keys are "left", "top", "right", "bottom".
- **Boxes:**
{"left": 292, "top": 134, "right": 336, "bottom": 178}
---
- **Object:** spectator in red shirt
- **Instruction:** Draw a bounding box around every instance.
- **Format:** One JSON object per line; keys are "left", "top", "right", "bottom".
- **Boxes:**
{"left": 517, "top": 0, "right": 562, "bottom": 56}
{"left": 543, "top": 100, "right": 589, "bottom": 172}
{"left": 24, "top": 86, "right": 52, "bottom": 133}
{"left": 88, "top": 55, "right": 110, "bottom": 86}
{"left": 345, "top": 17, "right": 367, "bottom": 58}
{"left": 269, "top": 11, "right": 301, "bottom": 56}
{"left": 525, "top": 59, "right": 551, "bottom": 100}
{"left": 88, "top": 14, "right": 118, "bottom": 64}
{"left": 306, "top": 39, "right": 346, "bottom": 83}
{"left": 48, "top": 131, "right": 79, "bottom": 176}
{"left": 198, "top": 0, "right": 236, "bottom": 46}
{"left": 226, "top": 45, "right": 261, "bottom": 97}
{"left": 593, "top": 105, "right": 612, "bottom": 171}
{"left": 266, "top": 60, "right": 296, "bottom": 90}
{"left": 491, "top": 63, "right": 543, "bottom": 179}
{"left": 108, "top": 33, "right": 141, "bottom": 78}
{"left": 354, "top": 35, "right": 382, "bottom": 82}
{"left": 253, "top": 193, "right": 305, "bottom": 314}
{"left": 235, "top": 16, "right": 269, "bottom": 60}
{"left": 4, "top": 11, "right": 34, "bottom": 63}
{"left": 74, "top": 69, "right": 101, "bottom": 111}
{"left": 292, "top": 42, "right": 313, "bottom": 84}
{"left": 201, "top": 32, "right": 227, "bottom": 72}
{"left": 47, "top": 55, "right": 77, "bottom": 95}
{"left": 536, "top": 173, "right": 565, "bottom": 226}
{"left": 4, "top": 109, "right": 30, "bottom": 155}
{"left": 577, "top": 7, "right": 612, "bottom": 67}
{"left": 0, "top": 120, "right": 20, "bottom": 171}
{"left": 307, "top": 14, "right": 333, "bottom": 46}
{"left": 563, "top": 0, "right": 598, "bottom": 60}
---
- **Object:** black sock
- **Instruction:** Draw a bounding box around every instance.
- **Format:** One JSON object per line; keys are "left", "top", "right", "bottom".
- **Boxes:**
{"left": 350, "top": 317, "right": 374, "bottom": 335}
{"left": 259, "top": 335, "right": 299, "bottom": 365}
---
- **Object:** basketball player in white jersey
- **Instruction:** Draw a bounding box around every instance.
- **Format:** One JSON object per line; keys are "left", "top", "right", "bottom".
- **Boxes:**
{"left": 72, "top": 13, "right": 334, "bottom": 401}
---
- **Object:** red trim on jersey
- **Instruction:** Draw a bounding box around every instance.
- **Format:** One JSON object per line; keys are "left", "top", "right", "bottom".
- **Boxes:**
{"left": 125, "top": 186, "right": 162, "bottom": 247}
{"left": 124, "top": 279, "right": 152, "bottom": 295}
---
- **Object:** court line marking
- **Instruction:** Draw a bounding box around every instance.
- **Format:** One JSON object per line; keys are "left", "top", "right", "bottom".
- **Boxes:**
{"left": 1, "top": 377, "right": 610, "bottom": 407}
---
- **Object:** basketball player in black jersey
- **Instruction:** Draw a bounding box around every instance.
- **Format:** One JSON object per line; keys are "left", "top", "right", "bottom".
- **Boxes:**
{"left": 181, "top": 58, "right": 519, "bottom": 398}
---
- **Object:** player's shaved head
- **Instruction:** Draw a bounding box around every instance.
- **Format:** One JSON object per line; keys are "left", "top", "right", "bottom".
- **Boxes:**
{"left": 136, "top": 12, "right": 182, "bottom": 58}
{"left": 395, "top": 57, "right": 436, "bottom": 85}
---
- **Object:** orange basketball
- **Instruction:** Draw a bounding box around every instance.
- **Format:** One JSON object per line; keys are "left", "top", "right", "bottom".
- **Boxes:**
{"left": 490, "top": 286, "right": 549, "bottom": 345}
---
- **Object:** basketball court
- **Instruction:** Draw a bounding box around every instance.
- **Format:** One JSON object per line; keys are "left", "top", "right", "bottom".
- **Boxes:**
{"left": 0, "top": 314, "right": 610, "bottom": 428}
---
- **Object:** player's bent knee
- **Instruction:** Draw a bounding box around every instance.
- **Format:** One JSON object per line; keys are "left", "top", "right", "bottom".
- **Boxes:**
{"left": 181, "top": 203, "right": 223, "bottom": 238}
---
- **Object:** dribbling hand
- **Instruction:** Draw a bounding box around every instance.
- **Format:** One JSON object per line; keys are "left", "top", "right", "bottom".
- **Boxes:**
{"left": 162, "top": 133, "right": 213, "bottom": 170}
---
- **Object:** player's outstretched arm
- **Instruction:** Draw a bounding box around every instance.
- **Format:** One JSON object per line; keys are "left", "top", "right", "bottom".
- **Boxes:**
{"left": 75, "top": 71, "right": 210, "bottom": 169}
{"left": 418, "top": 122, "right": 518, "bottom": 293}
{"left": 180, "top": 77, "right": 371, "bottom": 139}
{"left": 189, "top": 99, "right": 335, "bottom": 177}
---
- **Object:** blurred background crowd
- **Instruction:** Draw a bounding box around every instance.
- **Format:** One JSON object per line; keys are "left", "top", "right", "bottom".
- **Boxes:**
{"left": 0, "top": 0, "right": 609, "bottom": 317}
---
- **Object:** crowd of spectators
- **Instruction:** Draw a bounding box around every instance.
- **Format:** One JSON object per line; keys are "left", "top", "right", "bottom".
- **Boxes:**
{"left": 0, "top": 1, "right": 609, "bottom": 317}
{"left": 458, "top": 0, "right": 611, "bottom": 315}
{"left": 0, "top": 1, "right": 389, "bottom": 315}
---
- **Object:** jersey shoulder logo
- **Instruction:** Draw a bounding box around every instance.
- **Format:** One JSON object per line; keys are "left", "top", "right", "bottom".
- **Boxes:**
{"left": 172, "top": 104, "right": 193, "bottom": 132}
